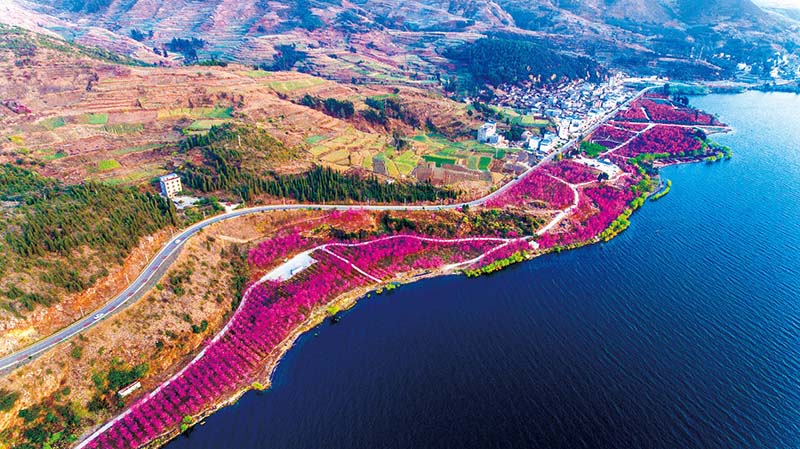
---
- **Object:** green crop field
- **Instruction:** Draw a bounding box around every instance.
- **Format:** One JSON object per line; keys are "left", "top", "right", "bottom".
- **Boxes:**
{"left": 111, "top": 144, "right": 161, "bottom": 156}
{"left": 41, "top": 151, "right": 67, "bottom": 161}
{"left": 423, "top": 155, "right": 458, "bottom": 166}
{"left": 158, "top": 107, "right": 233, "bottom": 120}
{"left": 187, "top": 119, "right": 229, "bottom": 131}
{"left": 368, "top": 93, "right": 399, "bottom": 101}
{"left": 362, "top": 156, "right": 374, "bottom": 170}
{"left": 321, "top": 149, "right": 350, "bottom": 164}
{"left": 385, "top": 150, "right": 418, "bottom": 175}
{"left": 263, "top": 77, "right": 326, "bottom": 93}
{"left": 97, "top": 159, "right": 122, "bottom": 171}
{"left": 87, "top": 113, "right": 108, "bottom": 125}
{"left": 40, "top": 117, "right": 66, "bottom": 130}
{"left": 384, "top": 159, "right": 401, "bottom": 177}
{"left": 488, "top": 106, "right": 549, "bottom": 128}
{"left": 243, "top": 70, "right": 272, "bottom": 78}
{"left": 100, "top": 167, "right": 164, "bottom": 186}
{"left": 305, "top": 135, "right": 327, "bottom": 145}
{"left": 512, "top": 115, "right": 549, "bottom": 127}
{"left": 104, "top": 123, "right": 144, "bottom": 134}
{"left": 410, "top": 133, "right": 504, "bottom": 171}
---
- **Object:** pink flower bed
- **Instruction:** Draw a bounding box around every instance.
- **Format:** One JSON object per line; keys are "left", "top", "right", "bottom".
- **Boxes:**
{"left": 485, "top": 169, "right": 573, "bottom": 210}
{"left": 327, "top": 235, "right": 506, "bottom": 279}
{"left": 620, "top": 122, "right": 650, "bottom": 131}
{"left": 86, "top": 250, "right": 373, "bottom": 449}
{"left": 640, "top": 99, "right": 716, "bottom": 125}
{"left": 472, "top": 239, "right": 532, "bottom": 268}
{"left": 248, "top": 229, "right": 309, "bottom": 269}
{"left": 538, "top": 184, "right": 634, "bottom": 249}
{"left": 591, "top": 124, "right": 636, "bottom": 145}
{"left": 85, "top": 234, "right": 517, "bottom": 449}
{"left": 617, "top": 98, "right": 717, "bottom": 125}
{"left": 592, "top": 140, "right": 620, "bottom": 149}
{"left": 617, "top": 105, "right": 649, "bottom": 121}
{"left": 618, "top": 126, "right": 703, "bottom": 158}
{"left": 543, "top": 161, "right": 600, "bottom": 184}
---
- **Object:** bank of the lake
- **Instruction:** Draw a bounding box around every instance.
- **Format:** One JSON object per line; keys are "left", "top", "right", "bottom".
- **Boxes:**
{"left": 164, "top": 91, "right": 800, "bottom": 449}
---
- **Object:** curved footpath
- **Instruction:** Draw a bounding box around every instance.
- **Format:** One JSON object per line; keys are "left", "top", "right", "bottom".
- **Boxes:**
{"left": 73, "top": 234, "right": 520, "bottom": 449}
{"left": 0, "top": 87, "right": 651, "bottom": 373}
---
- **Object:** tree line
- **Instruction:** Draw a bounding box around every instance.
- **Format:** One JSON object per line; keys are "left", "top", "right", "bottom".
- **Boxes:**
{"left": 182, "top": 156, "right": 455, "bottom": 203}
{"left": 255, "top": 44, "right": 308, "bottom": 71}
{"left": 179, "top": 124, "right": 452, "bottom": 203}
{"left": 299, "top": 95, "right": 355, "bottom": 119}
{"left": 362, "top": 96, "right": 420, "bottom": 128}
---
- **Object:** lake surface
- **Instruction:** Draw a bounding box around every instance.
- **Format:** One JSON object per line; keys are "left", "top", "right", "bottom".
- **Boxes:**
{"left": 166, "top": 92, "right": 800, "bottom": 449}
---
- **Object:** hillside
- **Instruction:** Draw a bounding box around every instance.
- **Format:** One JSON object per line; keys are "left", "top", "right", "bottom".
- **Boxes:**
{"left": 0, "top": 25, "right": 495, "bottom": 356}
{"left": 0, "top": 24, "right": 486, "bottom": 184}
{"left": 9, "top": 0, "right": 798, "bottom": 82}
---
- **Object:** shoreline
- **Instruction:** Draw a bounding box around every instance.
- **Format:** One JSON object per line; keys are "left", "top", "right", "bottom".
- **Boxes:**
{"left": 136, "top": 206, "right": 640, "bottom": 449}
{"left": 70, "top": 91, "right": 731, "bottom": 449}
{"left": 135, "top": 265, "right": 468, "bottom": 449}
{"left": 79, "top": 142, "right": 734, "bottom": 449}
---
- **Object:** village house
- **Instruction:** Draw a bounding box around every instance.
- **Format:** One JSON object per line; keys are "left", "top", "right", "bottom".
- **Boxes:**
{"left": 158, "top": 173, "right": 182, "bottom": 198}
{"left": 477, "top": 122, "right": 497, "bottom": 143}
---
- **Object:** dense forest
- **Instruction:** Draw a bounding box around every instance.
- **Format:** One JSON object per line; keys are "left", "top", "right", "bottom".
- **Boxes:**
{"left": 289, "top": 0, "right": 325, "bottom": 31}
{"left": 445, "top": 37, "right": 605, "bottom": 89}
{"left": 0, "top": 165, "right": 176, "bottom": 312}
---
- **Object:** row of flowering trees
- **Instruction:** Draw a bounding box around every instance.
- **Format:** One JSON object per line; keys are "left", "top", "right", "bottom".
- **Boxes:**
{"left": 83, "top": 234, "right": 518, "bottom": 449}
{"left": 618, "top": 126, "right": 704, "bottom": 159}
{"left": 537, "top": 184, "right": 635, "bottom": 249}
{"left": 543, "top": 161, "right": 601, "bottom": 184}
{"left": 618, "top": 98, "right": 716, "bottom": 125}
{"left": 326, "top": 235, "right": 509, "bottom": 279}
{"left": 485, "top": 168, "right": 573, "bottom": 209}
{"left": 247, "top": 229, "right": 309, "bottom": 269}
{"left": 85, "top": 248, "right": 376, "bottom": 449}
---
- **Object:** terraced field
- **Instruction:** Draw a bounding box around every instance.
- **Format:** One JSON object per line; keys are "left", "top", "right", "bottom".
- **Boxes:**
{"left": 411, "top": 134, "right": 505, "bottom": 170}
{"left": 157, "top": 106, "right": 234, "bottom": 120}
{"left": 0, "top": 30, "right": 487, "bottom": 193}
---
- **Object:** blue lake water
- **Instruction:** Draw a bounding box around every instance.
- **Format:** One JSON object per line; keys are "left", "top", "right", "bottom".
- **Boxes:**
{"left": 165, "top": 92, "right": 800, "bottom": 449}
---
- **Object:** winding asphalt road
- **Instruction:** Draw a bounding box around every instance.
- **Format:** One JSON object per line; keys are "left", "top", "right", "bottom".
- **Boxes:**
{"left": 0, "top": 87, "right": 651, "bottom": 373}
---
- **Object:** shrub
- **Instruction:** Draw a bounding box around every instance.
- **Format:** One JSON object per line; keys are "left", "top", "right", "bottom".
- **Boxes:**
{"left": 0, "top": 389, "right": 19, "bottom": 412}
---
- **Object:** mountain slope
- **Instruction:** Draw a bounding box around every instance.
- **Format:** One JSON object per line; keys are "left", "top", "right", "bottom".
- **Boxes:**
{"left": 8, "top": 0, "right": 800, "bottom": 82}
